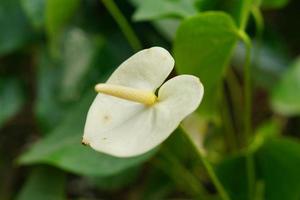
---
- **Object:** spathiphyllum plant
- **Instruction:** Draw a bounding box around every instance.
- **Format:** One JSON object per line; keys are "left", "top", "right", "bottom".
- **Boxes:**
{"left": 82, "top": 47, "right": 204, "bottom": 157}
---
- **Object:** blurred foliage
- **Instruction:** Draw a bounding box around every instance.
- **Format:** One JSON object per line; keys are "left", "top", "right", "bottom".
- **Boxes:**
{"left": 0, "top": 0, "right": 32, "bottom": 55}
{"left": 0, "top": 0, "right": 300, "bottom": 199}
{"left": 271, "top": 58, "right": 300, "bottom": 116}
{"left": 16, "top": 166, "right": 66, "bottom": 200}
{"left": 0, "top": 79, "right": 24, "bottom": 127}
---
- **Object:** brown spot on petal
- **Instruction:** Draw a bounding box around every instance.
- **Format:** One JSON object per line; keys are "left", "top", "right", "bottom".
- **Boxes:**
{"left": 81, "top": 138, "right": 90, "bottom": 146}
{"left": 102, "top": 114, "right": 111, "bottom": 123}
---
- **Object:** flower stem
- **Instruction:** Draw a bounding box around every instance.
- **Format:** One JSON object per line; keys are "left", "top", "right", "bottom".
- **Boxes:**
{"left": 226, "top": 68, "right": 243, "bottom": 145}
{"left": 221, "top": 87, "right": 238, "bottom": 152}
{"left": 251, "top": 6, "right": 264, "bottom": 66}
{"left": 101, "top": 0, "right": 142, "bottom": 51}
{"left": 239, "top": 0, "right": 253, "bottom": 30}
{"left": 238, "top": 1, "right": 257, "bottom": 199}
{"left": 182, "top": 128, "right": 231, "bottom": 200}
{"left": 238, "top": 30, "right": 255, "bottom": 200}
{"left": 157, "top": 148, "right": 208, "bottom": 199}
{"left": 201, "top": 156, "right": 231, "bottom": 200}
{"left": 251, "top": 6, "right": 264, "bottom": 40}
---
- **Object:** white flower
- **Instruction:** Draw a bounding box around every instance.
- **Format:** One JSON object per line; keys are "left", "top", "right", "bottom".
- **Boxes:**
{"left": 82, "top": 47, "right": 204, "bottom": 157}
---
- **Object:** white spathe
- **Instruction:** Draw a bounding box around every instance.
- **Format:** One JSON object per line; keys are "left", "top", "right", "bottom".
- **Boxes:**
{"left": 83, "top": 47, "right": 204, "bottom": 157}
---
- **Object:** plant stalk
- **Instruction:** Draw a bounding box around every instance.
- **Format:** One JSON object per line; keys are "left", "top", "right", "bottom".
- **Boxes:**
{"left": 238, "top": 30, "right": 255, "bottom": 200}
{"left": 101, "top": 0, "right": 142, "bottom": 51}
{"left": 182, "top": 129, "right": 231, "bottom": 200}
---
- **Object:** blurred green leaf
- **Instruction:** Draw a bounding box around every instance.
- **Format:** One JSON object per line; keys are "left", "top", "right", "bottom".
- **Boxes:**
{"left": 16, "top": 166, "right": 65, "bottom": 200}
{"left": 218, "top": 137, "right": 300, "bottom": 200}
{"left": 60, "top": 28, "right": 104, "bottom": 101}
{"left": 0, "top": 79, "right": 24, "bottom": 127}
{"left": 0, "top": 0, "right": 32, "bottom": 55}
{"left": 46, "top": 0, "right": 80, "bottom": 39}
{"left": 271, "top": 58, "right": 300, "bottom": 116}
{"left": 19, "top": 92, "right": 156, "bottom": 176}
{"left": 261, "top": 0, "right": 289, "bottom": 9}
{"left": 133, "top": 0, "right": 198, "bottom": 21}
{"left": 256, "top": 137, "right": 300, "bottom": 200}
{"left": 216, "top": 155, "right": 248, "bottom": 200}
{"left": 174, "top": 11, "right": 239, "bottom": 119}
{"left": 21, "top": 0, "right": 45, "bottom": 29}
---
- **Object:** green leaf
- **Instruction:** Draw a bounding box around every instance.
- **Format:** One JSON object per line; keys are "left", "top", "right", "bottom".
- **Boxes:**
{"left": 46, "top": 0, "right": 80, "bottom": 39}
{"left": 133, "top": 0, "right": 198, "bottom": 21}
{"left": 261, "top": 0, "right": 289, "bottom": 9}
{"left": 60, "top": 29, "right": 104, "bottom": 101}
{"left": 16, "top": 166, "right": 65, "bottom": 200}
{"left": 0, "top": 79, "right": 24, "bottom": 127}
{"left": 174, "top": 12, "right": 239, "bottom": 119}
{"left": 271, "top": 58, "right": 300, "bottom": 116}
{"left": 18, "top": 92, "right": 156, "bottom": 176}
{"left": 0, "top": 0, "right": 32, "bottom": 55}
{"left": 256, "top": 137, "right": 300, "bottom": 200}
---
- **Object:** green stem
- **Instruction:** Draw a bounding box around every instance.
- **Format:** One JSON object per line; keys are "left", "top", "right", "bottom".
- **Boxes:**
{"left": 182, "top": 128, "right": 231, "bottom": 200}
{"left": 239, "top": 0, "right": 254, "bottom": 30}
{"left": 251, "top": 6, "right": 264, "bottom": 66}
{"left": 221, "top": 87, "right": 238, "bottom": 152}
{"left": 156, "top": 147, "right": 208, "bottom": 199}
{"left": 238, "top": 31, "right": 255, "bottom": 200}
{"left": 251, "top": 6, "right": 264, "bottom": 40}
{"left": 201, "top": 156, "right": 231, "bottom": 200}
{"left": 226, "top": 68, "right": 243, "bottom": 145}
{"left": 101, "top": 0, "right": 142, "bottom": 51}
{"left": 238, "top": 2, "right": 259, "bottom": 199}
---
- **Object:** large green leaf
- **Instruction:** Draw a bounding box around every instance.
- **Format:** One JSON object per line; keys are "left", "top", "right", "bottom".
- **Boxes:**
{"left": 271, "top": 58, "right": 300, "bottom": 116}
{"left": 16, "top": 166, "right": 65, "bottom": 200}
{"left": 18, "top": 92, "right": 156, "bottom": 176}
{"left": 174, "top": 12, "right": 239, "bottom": 119}
{"left": 21, "top": 0, "right": 46, "bottom": 29}
{"left": 256, "top": 137, "right": 300, "bottom": 200}
{"left": 133, "top": 0, "right": 198, "bottom": 21}
{"left": 0, "top": 79, "right": 24, "bottom": 127}
{"left": 0, "top": 0, "right": 32, "bottom": 55}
